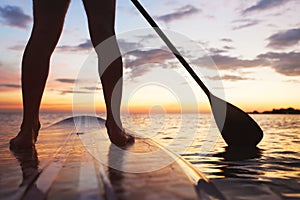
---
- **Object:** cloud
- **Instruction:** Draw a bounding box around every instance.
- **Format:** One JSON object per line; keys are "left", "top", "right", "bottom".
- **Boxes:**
{"left": 209, "top": 54, "right": 266, "bottom": 70}
{"left": 208, "top": 48, "right": 227, "bottom": 55}
{"left": 0, "top": 84, "right": 20, "bottom": 88}
{"left": 195, "top": 50, "right": 300, "bottom": 76}
{"left": 58, "top": 38, "right": 144, "bottom": 54}
{"left": 207, "top": 74, "right": 253, "bottom": 81}
{"left": 285, "top": 79, "right": 300, "bottom": 83}
{"left": 0, "top": 83, "right": 20, "bottom": 92}
{"left": 124, "top": 49, "right": 174, "bottom": 68}
{"left": 58, "top": 86, "right": 102, "bottom": 95}
{"left": 118, "top": 39, "right": 143, "bottom": 53}
{"left": 126, "top": 67, "right": 151, "bottom": 79}
{"left": 123, "top": 49, "right": 175, "bottom": 78}
{"left": 59, "top": 90, "right": 92, "bottom": 95}
{"left": 232, "top": 19, "right": 260, "bottom": 30}
{"left": 57, "top": 39, "right": 93, "bottom": 52}
{"left": 54, "top": 78, "right": 102, "bottom": 95}
{"left": 8, "top": 44, "right": 25, "bottom": 51}
{"left": 55, "top": 78, "right": 76, "bottom": 84}
{"left": 135, "top": 34, "right": 157, "bottom": 41}
{"left": 258, "top": 51, "right": 300, "bottom": 76}
{"left": 82, "top": 86, "right": 102, "bottom": 91}
{"left": 156, "top": 5, "right": 201, "bottom": 23}
{"left": 243, "top": 0, "right": 291, "bottom": 14}
{"left": 220, "top": 38, "right": 233, "bottom": 42}
{"left": 0, "top": 5, "right": 31, "bottom": 29}
{"left": 223, "top": 46, "right": 235, "bottom": 50}
{"left": 267, "top": 28, "right": 300, "bottom": 48}
{"left": 54, "top": 48, "right": 300, "bottom": 81}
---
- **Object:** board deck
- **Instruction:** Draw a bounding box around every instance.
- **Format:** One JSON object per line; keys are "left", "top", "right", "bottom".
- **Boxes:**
{"left": 1, "top": 116, "right": 225, "bottom": 200}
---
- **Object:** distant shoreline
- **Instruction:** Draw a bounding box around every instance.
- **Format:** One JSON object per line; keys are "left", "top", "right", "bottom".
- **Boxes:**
{"left": 249, "top": 107, "right": 300, "bottom": 114}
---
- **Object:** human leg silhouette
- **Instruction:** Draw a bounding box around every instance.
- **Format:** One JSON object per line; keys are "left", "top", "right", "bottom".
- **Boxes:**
{"left": 82, "top": 0, "right": 134, "bottom": 146}
{"left": 10, "top": 0, "right": 133, "bottom": 149}
{"left": 10, "top": 0, "right": 71, "bottom": 149}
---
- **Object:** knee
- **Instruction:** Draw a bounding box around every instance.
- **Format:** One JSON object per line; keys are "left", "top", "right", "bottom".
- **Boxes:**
{"left": 28, "top": 24, "right": 63, "bottom": 55}
{"left": 91, "top": 32, "right": 116, "bottom": 48}
{"left": 32, "top": 23, "right": 63, "bottom": 41}
{"left": 88, "top": 19, "right": 116, "bottom": 46}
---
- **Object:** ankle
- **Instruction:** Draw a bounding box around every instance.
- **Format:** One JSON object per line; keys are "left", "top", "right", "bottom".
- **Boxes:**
{"left": 21, "top": 121, "right": 41, "bottom": 132}
{"left": 106, "top": 117, "right": 122, "bottom": 128}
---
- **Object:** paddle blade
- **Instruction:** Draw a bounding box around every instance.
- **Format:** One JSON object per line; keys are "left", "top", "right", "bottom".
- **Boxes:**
{"left": 209, "top": 94, "right": 263, "bottom": 147}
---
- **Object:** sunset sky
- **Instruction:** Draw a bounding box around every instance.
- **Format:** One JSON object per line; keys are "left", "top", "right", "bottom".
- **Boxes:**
{"left": 0, "top": 0, "right": 299, "bottom": 113}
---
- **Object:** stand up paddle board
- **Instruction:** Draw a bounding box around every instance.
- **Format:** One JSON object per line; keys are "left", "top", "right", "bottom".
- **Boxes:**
{"left": 3, "top": 116, "right": 224, "bottom": 200}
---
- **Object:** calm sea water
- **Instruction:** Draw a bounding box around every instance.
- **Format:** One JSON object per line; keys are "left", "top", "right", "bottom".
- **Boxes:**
{"left": 0, "top": 112, "right": 299, "bottom": 199}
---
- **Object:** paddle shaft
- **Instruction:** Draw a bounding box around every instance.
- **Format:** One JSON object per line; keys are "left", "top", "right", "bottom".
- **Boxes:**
{"left": 131, "top": 0, "right": 210, "bottom": 96}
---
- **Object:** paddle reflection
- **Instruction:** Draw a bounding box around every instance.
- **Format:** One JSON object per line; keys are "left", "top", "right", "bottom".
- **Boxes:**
{"left": 212, "top": 147, "right": 263, "bottom": 179}
{"left": 214, "top": 146, "right": 262, "bottom": 161}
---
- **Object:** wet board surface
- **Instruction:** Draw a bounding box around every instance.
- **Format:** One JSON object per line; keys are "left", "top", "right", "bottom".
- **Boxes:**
{"left": 211, "top": 179, "right": 282, "bottom": 200}
{"left": 0, "top": 116, "right": 224, "bottom": 200}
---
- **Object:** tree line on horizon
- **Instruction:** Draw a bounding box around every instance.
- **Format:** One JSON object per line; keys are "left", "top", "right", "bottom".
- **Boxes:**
{"left": 250, "top": 107, "right": 300, "bottom": 114}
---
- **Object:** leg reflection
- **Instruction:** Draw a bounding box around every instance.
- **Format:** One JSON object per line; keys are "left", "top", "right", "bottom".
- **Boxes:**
{"left": 11, "top": 146, "right": 44, "bottom": 198}
{"left": 108, "top": 144, "right": 125, "bottom": 197}
{"left": 11, "top": 147, "right": 39, "bottom": 186}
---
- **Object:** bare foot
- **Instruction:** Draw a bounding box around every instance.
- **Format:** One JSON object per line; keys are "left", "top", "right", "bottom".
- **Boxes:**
{"left": 10, "top": 122, "right": 41, "bottom": 150}
{"left": 9, "top": 130, "right": 35, "bottom": 150}
{"left": 105, "top": 122, "right": 134, "bottom": 147}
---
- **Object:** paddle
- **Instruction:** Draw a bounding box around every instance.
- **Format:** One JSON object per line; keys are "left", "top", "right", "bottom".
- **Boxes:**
{"left": 131, "top": 0, "right": 263, "bottom": 148}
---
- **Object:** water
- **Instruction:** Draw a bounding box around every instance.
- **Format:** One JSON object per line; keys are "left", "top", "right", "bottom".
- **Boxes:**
{"left": 0, "top": 112, "right": 299, "bottom": 199}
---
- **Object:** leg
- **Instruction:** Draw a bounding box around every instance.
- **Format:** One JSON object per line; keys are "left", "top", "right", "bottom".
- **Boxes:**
{"left": 82, "top": 0, "right": 134, "bottom": 146}
{"left": 10, "top": 0, "right": 70, "bottom": 149}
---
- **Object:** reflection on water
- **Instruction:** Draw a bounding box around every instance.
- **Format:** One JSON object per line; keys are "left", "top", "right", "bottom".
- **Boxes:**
{"left": 0, "top": 112, "right": 299, "bottom": 199}
{"left": 10, "top": 146, "right": 45, "bottom": 199}
{"left": 11, "top": 147, "right": 39, "bottom": 186}
{"left": 124, "top": 113, "right": 300, "bottom": 199}
{"left": 213, "top": 146, "right": 262, "bottom": 162}
{"left": 188, "top": 114, "right": 300, "bottom": 199}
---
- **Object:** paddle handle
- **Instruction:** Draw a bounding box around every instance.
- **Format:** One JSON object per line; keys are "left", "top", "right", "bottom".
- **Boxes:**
{"left": 131, "top": 0, "right": 210, "bottom": 96}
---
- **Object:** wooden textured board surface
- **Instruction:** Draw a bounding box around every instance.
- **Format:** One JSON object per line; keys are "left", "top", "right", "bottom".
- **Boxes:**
{"left": 1, "top": 116, "right": 224, "bottom": 200}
